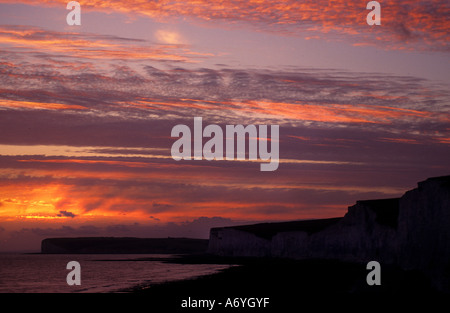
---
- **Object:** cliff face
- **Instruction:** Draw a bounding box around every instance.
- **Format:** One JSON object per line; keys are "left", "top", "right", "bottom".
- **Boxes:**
{"left": 209, "top": 200, "right": 399, "bottom": 263}
{"left": 397, "top": 177, "right": 450, "bottom": 290}
{"left": 271, "top": 199, "right": 399, "bottom": 263}
{"left": 208, "top": 176, "right": 450, "bottom": 290}
{"left": 209, "top": 228, "right": 271, "bottom": 257}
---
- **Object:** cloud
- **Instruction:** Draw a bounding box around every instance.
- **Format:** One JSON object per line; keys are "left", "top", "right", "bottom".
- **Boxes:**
{"left": 56, "top": 210, "right": 77, "bottom": 218}
{"left": 0, "top": 155, "right": 418, "bottom": 223}
{"left": 2, "top": 0, "right": 448, "bottom": 50}
{"left": 155, "top": 29, "right": 184, "bottom": 45}
{"left": 152, "top": 202, "right": 175, "bottom": 213}
{"left": 0, "top": 99, "right": 87, "bottom": 111}
{"left": 0, "top": 25, "right": 209, "bottom": 64}
{"left": 1, "top": 23, "right": 447, "bottom": 132}
{"left": 0, "top": 22, "right": 449, "bottom": 227}
{"left": 1, "top": 52, "right": 448, "bottom": 137}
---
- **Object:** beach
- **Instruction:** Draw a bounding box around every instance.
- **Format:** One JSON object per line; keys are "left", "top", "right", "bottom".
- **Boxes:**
{"left": 0, "top": 253, "right": 445, "bottom": 312}
{"left": 124, "top": 255, "right": 440, "bottom": 311}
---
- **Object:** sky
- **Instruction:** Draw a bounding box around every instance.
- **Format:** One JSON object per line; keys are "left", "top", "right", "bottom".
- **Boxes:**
{"left": 0, "top": 0, "right": 449, "bottom": 251}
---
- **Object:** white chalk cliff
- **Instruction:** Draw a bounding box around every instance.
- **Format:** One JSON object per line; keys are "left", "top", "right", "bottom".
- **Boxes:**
{"left": 208, "top": 176, "right": 450, "bottom": 291}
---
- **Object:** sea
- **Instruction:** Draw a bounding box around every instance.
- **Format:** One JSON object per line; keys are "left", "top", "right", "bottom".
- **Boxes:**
{"left": 0, "top": 253, "right": 232, "bottom": 293}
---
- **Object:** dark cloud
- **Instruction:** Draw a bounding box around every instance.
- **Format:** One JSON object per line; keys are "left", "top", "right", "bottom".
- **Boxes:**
{"left": 83, "top": 200, "right": 106, "bottom": 212}
{"left": 152, "top": 202, "right": 174, "bottom": 213}
{"left": 57, "top": 210, "right": 77, "bottom": 218}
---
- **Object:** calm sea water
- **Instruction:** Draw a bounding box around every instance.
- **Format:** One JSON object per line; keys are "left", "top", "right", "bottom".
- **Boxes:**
{"left": 0, "top": 254, "right": 231, "bottom": 293}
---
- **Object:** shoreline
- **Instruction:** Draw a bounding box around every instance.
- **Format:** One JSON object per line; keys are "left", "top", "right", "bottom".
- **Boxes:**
{"left": 0, "top": 254, "right": 445, "bottom": 311}
{"left": 122, "top": 255, "right": 438, "bottom": 295}
{"left": 116, "top": 255, "right": 444, "bottom": 311}
{"left": 12, "top": 252, "right": 445, "bottom": 297}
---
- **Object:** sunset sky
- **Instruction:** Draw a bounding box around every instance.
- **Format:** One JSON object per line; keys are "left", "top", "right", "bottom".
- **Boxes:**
{"left": 0, "top": 0, "right": 449, "bottom": 251}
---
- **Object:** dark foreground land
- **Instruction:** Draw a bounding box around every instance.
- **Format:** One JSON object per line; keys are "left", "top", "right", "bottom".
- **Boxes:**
{"left": 5, "top": 254, "right": 445, "bottom": 312}
{"left": 119, "top": 254, "right": 442, "bottom": 311}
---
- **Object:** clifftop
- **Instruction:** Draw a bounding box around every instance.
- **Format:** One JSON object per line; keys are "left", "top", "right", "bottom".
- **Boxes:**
{"left": 212, "top": 217, "right": 342, "bottom": 240}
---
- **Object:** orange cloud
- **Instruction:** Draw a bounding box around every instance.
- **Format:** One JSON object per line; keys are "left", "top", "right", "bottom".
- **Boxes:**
{"left": 0, "top": 150, "right": 396, "bottom": 223}
{"left": 377, "top": 137, "right": 421, "bottom": 145}
{"left": 0, "top": 99, "right": 87, "bottom": 110}
{"left": 128, "top": 96, "right": 442, "bottom": 126}
{"left": 155, "top": 29, "right": 184, "bottom": 45}
{"left": 435, "top": 137, "right": 450, "bottom": 145}
{"left": 1, "top": 0, "right": 447, "bottom": 50}
{"left": 0, "top": 25, "right": 209, "bottom": 63}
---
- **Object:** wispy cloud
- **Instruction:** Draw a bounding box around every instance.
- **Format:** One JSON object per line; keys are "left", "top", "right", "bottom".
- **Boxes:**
{"left": 2, "top": 0, "right": 448, "bottom": 50}
{"left": 2, "top": 38, "right": 448, "bottom": 137}
{"left": 0, "top": 25, "right": 210, "bottom": 63}
{"left": 0, "top": 17, "right": 449, "bottom": 241}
